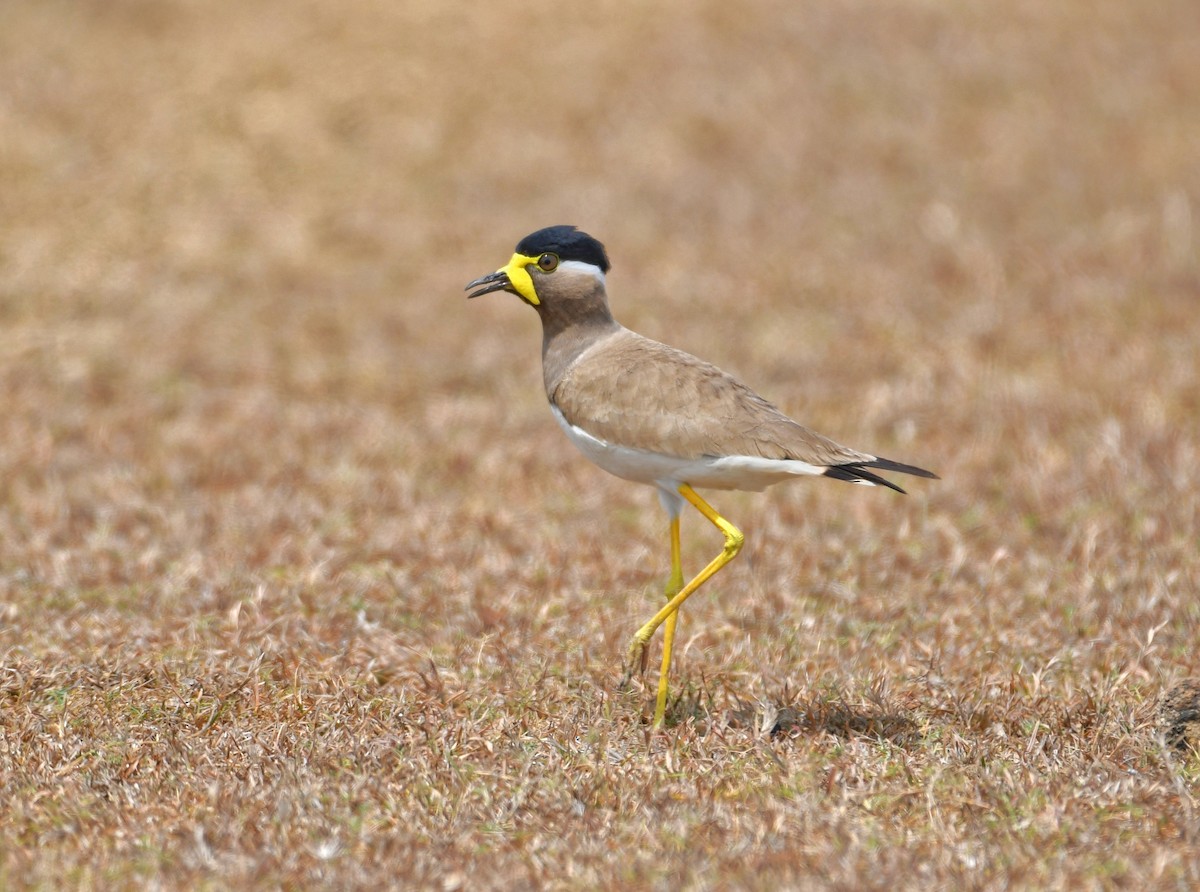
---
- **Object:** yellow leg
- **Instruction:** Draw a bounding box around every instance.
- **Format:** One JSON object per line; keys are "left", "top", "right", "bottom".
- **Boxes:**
{"left": 627, "top": 484, "right": 744, "bottom": 727}
{"left": 655, "top": 514, "right": 685, "bottom": 725}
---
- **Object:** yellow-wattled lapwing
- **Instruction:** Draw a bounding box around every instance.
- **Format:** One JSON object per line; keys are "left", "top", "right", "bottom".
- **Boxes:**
{"left": 466, "top": 225, "right": 936, "bottom": 727}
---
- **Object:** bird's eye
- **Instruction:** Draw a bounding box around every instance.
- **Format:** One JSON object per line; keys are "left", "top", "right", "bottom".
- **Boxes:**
{"left": 537, "top": 253, "right": 559, "bottom": 272}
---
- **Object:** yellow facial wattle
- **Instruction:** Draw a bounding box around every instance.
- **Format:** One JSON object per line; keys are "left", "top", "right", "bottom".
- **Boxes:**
{"left": 500, "top": 253, "right": 541, "bottom": 306}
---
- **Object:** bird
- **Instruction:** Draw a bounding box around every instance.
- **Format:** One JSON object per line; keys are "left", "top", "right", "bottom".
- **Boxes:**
{"left": 465, "top": 225, "right": 936, "bottom": 728}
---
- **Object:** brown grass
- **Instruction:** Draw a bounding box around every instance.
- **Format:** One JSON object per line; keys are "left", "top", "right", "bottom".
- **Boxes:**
{"left": 2, "top": 0, "right": 1199, "bottom": 887}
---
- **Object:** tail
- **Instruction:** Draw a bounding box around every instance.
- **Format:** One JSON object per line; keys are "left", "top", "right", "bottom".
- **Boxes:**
{"left": 823, "top": 457, "right": 939, "bottom": 495}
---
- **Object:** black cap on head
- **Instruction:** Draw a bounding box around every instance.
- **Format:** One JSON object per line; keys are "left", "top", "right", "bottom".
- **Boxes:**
{"left": 515, "top": 226, "right": 610, "bottom": 273}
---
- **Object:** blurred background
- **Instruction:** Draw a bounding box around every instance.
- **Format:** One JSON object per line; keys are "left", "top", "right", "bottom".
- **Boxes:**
{"left": 2, "top": 0, "right": 1199, "bottom": 884}
{"left": 3, "top": 0, "right": 1199, "bottom": 670}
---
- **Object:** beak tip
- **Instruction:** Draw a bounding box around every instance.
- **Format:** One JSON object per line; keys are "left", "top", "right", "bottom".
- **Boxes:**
{"left": 464, "top": 270, "right": 512, "bottom": 300}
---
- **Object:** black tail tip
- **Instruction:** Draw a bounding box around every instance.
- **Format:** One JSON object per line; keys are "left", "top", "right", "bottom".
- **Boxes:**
{"left": 824, "top": 458, "right": 938, "bottom": 494}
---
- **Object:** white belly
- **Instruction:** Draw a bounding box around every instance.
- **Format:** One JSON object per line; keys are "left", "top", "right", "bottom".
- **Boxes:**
{"left": 549, "top": 404, "right": 826, "bottom": 493}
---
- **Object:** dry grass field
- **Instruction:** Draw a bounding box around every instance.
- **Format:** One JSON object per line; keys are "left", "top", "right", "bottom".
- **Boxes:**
{"left": 2, "top": 0, "right": 1199, "bottom": 887}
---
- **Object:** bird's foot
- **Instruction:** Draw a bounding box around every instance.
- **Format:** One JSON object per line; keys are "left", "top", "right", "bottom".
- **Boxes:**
{"left": 618, "top": 633, "right": 652, "bottom": 691}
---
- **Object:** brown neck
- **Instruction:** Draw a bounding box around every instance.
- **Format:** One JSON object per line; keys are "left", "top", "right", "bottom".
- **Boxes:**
{"left": 536, "top": 278, "right": 621, "bottom": 399}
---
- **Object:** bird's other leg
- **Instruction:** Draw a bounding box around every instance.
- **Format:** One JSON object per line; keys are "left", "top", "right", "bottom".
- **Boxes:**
{"left": 654, "top": 511, "right": 685, "bottom": 723}
{"left": 621, "top": 489, "right": 683, "bottom": 696}
{"left": 627, "top": 484, "right": 743, "bottom": 727}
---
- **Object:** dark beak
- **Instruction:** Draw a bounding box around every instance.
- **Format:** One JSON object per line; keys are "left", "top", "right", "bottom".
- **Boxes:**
{"left": 465, "top": 270, "right": 512, "bottom": 299}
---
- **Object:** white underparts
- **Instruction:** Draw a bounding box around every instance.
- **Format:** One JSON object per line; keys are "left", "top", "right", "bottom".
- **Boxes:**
{"left": 549, "top": 403, "right": 834, "bottom": 494}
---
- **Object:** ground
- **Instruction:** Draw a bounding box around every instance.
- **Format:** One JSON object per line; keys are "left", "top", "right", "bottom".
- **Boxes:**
{"left": 1, "top": 0, "right": 1199, "bottom": 888}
